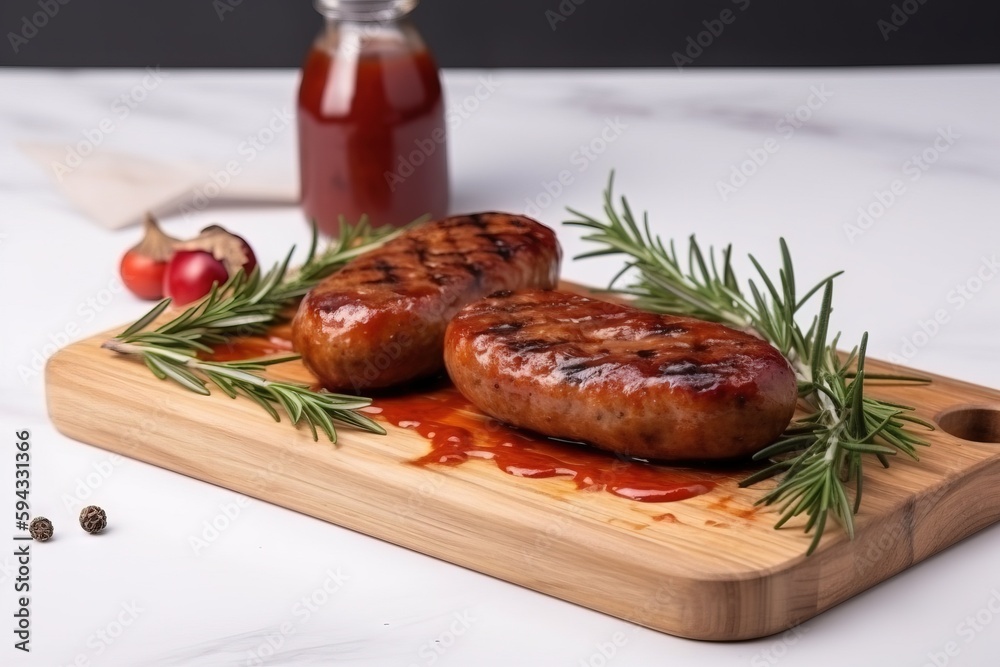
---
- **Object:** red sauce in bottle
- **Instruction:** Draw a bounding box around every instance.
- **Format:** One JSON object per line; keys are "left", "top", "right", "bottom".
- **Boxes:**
{"left": 297, "top": 41, "right": 449, "bottom": 232}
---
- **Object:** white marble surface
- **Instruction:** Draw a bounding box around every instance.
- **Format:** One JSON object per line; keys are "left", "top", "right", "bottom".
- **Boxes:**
{"left": 2, "top": 66, "right": 1000, "bottom": 666}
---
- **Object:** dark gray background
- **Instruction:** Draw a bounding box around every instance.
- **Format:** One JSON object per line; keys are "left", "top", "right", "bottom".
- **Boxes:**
{"left": 1, "top": 0, "right": 997, "bottom": 68}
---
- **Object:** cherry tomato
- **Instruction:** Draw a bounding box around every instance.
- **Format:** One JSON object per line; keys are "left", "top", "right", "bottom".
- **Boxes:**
{"left": 120, "top": 250, "right": 168, "bottom": 300}
{"left": 163, "top": 250, "right": 230, "bottom": 305}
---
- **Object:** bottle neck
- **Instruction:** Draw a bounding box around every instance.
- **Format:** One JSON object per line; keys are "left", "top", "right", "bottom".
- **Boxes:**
{"left": 314, "top": 0, "right": 418, "bottom": 21}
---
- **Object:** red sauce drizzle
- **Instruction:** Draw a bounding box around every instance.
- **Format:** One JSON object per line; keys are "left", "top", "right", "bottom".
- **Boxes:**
{"left": 205, "top": 330, "right": 723, "bottom": 504}
{"left": 370, "top": 384, "right": 719, "bottom": 503}
{"left": 205, "top": 324, "right": 295, "bottom": 362}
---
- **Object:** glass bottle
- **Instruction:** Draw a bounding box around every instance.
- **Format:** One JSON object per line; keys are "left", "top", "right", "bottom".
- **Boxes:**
{"left": 297, "top": 0, "right": 449, "bottom": 232}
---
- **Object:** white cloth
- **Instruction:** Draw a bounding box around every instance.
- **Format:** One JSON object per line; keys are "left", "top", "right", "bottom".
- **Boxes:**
{"left": 19, "top": 142, "right": 298, "bottom": 229}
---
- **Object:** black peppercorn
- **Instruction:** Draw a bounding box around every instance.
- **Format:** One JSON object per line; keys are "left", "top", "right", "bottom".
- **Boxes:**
{"left": 79, "top": 505, "right": 107, "bottom": 534}
{"left": 28, "top": 517, "right": 53, "bottom": 541}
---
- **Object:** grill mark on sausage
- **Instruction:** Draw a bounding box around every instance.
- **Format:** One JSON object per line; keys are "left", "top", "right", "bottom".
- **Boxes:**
{"left": 442, "top": 289, "right": 798, "bottom": 461}
{"left": 430, "top": 273, "right": 452, "bottom": 286}
{"left": 559, "top": 361, "right": 591, "bottom": 374}
{"left": 292, "top": 214, "right": 561, "bottom": 391}
{"left": 414, "top": 240, "right": 430, "bottom": 268}
{"left": 658, "top": 361, "right": 702, "bottom": 376}
{"left": 646, "top": 323, "right": 689, "bottom": 337}
{"left": 476, "top": 232, "right": 514, "bottom": 261}
{"left": 467, "top": 214, "right": 489, "bottom": 230}
{"left": 483, "top": 321, "right": 525, "bottom": 335}
{"left": 556, "top": 360, "right": 614, "bottom": 385}
{"left": 462, "top": 263, "right": 485, "bottom": 282}
{"left": 505, "top": 338, "right": 554, "bottom": 353}
{"left": 371, "top": 259, "right": 398, "bottom": 285}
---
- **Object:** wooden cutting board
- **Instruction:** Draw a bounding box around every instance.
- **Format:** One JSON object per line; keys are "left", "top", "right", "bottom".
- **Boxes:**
{"left": 45, "top": 294, "right": 1000, "bottom": 641}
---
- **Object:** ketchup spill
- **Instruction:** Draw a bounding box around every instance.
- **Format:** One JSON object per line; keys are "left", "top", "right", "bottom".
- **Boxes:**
{"left": 205, "top": 324, "right": 295, "bottom": 362}
{"left": 369, "top": 384, "right": 720, "bottom": 504}
{"left": 205, "top": 328, "right": 723, "bottom": 505}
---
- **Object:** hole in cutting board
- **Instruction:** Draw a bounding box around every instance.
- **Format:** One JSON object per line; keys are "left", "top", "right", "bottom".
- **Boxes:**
{"left": 936, "top": 405, "right": 1000, "bottom": 443}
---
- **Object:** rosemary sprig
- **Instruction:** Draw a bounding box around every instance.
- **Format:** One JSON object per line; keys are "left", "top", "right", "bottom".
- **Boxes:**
{"left": 103, "top": 216, "right": 412, "bottom": 442}
{"left": 567, "top": 174, "right": 933, "bottom": 554}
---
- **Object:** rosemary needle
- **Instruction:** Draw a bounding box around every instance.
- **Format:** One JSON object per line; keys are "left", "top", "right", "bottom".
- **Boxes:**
{"left": 103, "top": 217, "right": 416, "bottom": 442}
{"left": 566, "top": 174, "right": 933, "bottom": 554}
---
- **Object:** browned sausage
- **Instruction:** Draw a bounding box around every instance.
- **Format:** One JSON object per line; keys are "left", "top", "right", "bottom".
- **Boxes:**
{"left": 443, "top": 289, "right": 797, "bottom": 461}
{"left": 292, "top": 214, "right": 561, "bottom": 391}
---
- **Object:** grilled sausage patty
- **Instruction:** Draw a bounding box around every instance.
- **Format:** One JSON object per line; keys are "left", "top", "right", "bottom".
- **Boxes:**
{"left": 443, "top": 290, "right": 797, "bottom": 461}
{"left": 292, "top": 214, "right": 561, "bottom": 391}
